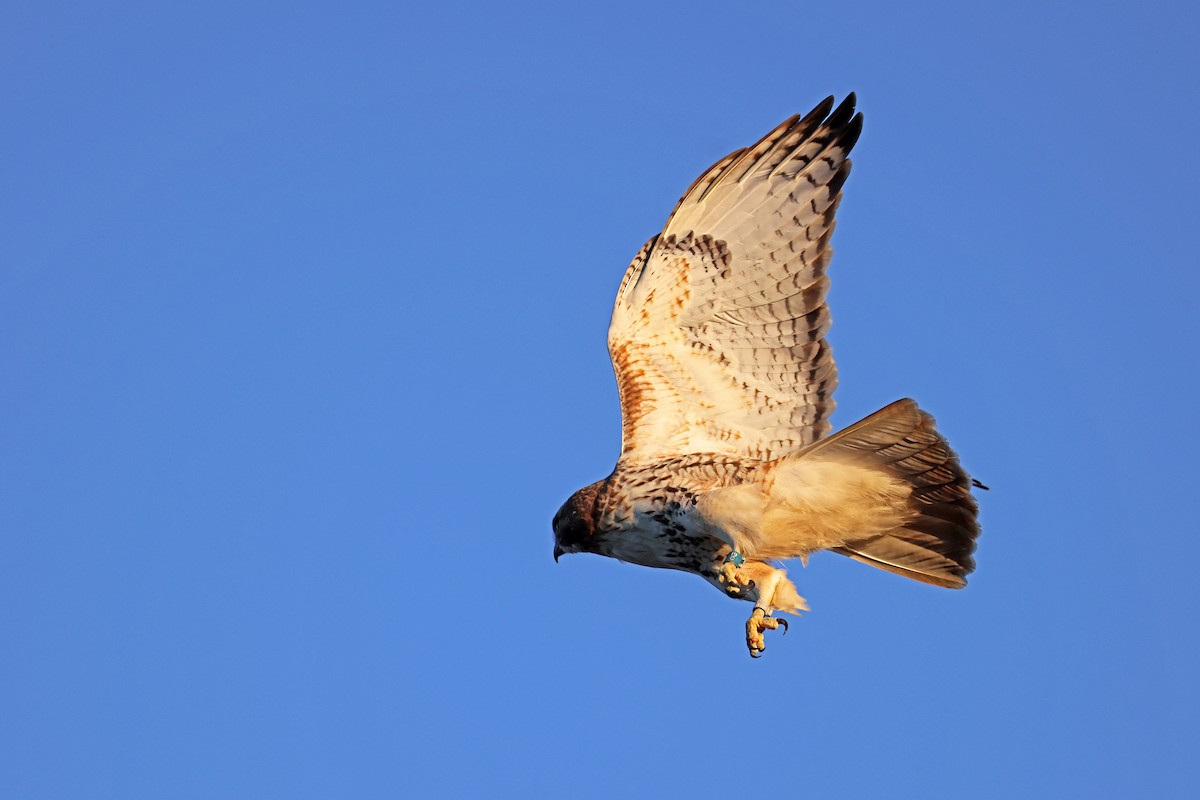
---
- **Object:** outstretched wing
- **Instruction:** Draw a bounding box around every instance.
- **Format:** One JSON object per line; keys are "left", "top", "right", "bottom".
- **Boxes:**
{"left": 609, "top": 95, "right": 862, "bottom": 465}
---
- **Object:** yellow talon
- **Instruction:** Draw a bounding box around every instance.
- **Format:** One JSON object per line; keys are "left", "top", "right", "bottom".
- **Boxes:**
{"left": 718, "top": 561, "right": 751, "bottom": 597}
{"left": 746, "top": 607, "right": 786, "bottom": 658}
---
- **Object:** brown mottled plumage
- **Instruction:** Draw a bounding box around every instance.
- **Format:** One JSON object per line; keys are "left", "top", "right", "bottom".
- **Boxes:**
{"left": 553, "top": 95, "right": 982, "bottom": 657}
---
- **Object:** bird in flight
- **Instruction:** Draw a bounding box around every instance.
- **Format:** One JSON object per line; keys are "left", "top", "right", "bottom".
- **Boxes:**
{"left": 553, "top": 95, "right": 982, "bottom": 657}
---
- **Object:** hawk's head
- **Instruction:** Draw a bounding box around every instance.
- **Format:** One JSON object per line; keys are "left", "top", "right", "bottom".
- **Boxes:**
{"left": 552, "top": 480, "right": 604, "bottom": 562}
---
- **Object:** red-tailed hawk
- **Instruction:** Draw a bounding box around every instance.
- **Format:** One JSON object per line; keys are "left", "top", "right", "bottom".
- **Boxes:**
{"left": 553, "top": 95, "right": 982, "bottom": 657}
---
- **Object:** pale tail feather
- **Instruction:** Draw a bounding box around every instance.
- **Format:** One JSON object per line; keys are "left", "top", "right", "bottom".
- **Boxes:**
{"left": 795, "top": 399, "right": 982, "bottom": 589}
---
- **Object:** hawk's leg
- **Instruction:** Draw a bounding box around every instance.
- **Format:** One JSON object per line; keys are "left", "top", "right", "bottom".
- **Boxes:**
{"left": 738, "top": 561, "right": 808, "bottom": 658}
{"left": 705, "top": 558, "right": 809, "bottom": 656}
{"left": 746, "top": 607, "right": 787, "bottom": 658}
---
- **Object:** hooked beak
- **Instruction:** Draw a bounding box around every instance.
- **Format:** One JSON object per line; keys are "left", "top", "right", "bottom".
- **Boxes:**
{"left": 553, "top": 544, "right": 564, "bottom": 563}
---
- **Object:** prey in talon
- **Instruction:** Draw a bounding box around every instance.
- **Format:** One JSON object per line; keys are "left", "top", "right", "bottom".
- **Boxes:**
{"left": 551, "top": 95, "right": 984, "bottom": 658}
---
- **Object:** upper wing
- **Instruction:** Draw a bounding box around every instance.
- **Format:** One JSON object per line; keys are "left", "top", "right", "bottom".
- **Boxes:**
{"left": 608, "top": 95, "right": 863, "bottom": 465}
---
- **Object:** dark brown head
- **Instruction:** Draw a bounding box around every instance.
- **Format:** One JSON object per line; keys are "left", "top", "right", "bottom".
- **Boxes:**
{"left": 552, "top": 480, "right": 603, "bottom": 562}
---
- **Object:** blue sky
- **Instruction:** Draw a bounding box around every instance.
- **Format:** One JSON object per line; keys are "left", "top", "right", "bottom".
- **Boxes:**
{"left": 3, "top": 1, "right": 1198, "bottom": 797}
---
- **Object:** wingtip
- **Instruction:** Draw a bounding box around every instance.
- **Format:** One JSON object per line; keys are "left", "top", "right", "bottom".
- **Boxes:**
{"left": 840, "top": 112, "right": 864, "bottom": 151}
{"left": 800, "top": 96, "right": 836, "bottom": 128}
{"left": 827, "top": 94, "right": 858, "bottom": 129}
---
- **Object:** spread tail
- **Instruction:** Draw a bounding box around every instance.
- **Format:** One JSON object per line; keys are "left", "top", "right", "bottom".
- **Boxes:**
{"left": 800, "top": 399, "right": 982, "bottom": 588}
